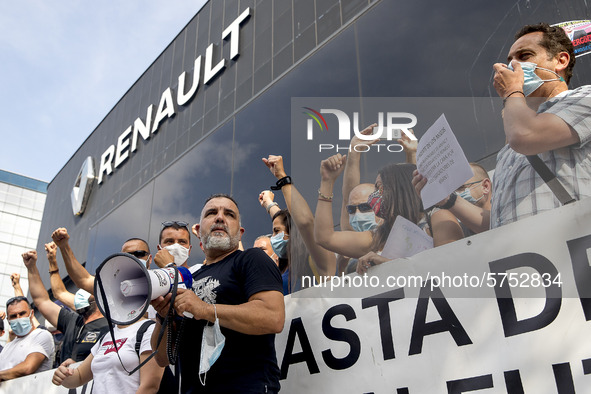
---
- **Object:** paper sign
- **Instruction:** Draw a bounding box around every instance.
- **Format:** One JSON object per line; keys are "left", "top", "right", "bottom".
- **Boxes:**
{"left": 416, "top": 114, "right": 473, "bottom": 209}
{"left": 381, "top": 215, "right": 433, "bottom": 260}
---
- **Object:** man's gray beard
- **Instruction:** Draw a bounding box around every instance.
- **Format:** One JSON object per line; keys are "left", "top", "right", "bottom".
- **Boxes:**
{"left": 204, "top": 232, "right": 239, "bottom": 252}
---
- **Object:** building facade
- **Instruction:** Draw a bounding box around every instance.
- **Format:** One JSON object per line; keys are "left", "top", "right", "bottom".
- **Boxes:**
{"left": 0, "top": 170, "right": 47, "bottom": 343}
{"left": 37, "top": 0, "right": 591, "bottom": 284}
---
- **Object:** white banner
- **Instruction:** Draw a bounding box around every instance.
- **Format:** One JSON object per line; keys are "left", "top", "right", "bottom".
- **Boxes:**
{"left": 4, "top": 199, "right": 591, "bottom": 393}
{"left": 0, "top": 363, "right": 91, "bottom": 394}
{"left": 276, "top": 198, "right": 591, "bottom": 393}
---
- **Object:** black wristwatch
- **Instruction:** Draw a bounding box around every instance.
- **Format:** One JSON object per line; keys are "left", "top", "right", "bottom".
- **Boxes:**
{"left": 438, "top": 192, "right": 457, "bottom": 209}
{"left": 271, "top": 176, "right": 292, "bottom": 190}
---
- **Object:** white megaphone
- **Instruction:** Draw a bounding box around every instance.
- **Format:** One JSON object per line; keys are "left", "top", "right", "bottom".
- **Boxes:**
{"left": 95, "top": 253, "right": 193, "bottom": 325}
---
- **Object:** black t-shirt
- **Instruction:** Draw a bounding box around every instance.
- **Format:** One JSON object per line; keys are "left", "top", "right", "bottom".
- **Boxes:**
{"left": 57, "top": 308, "right": 109, "bottom": 363}
{"left": 178, "top": 248, "right": 283, "bottom": 393}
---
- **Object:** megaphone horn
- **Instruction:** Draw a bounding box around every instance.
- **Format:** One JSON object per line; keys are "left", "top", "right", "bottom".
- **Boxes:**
{"left": 95, "top": 253, "right": 193, "bottom": 325}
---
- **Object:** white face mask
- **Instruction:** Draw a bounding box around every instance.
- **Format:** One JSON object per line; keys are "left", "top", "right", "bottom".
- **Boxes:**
{"left": 74, "top": 289, "right": 91, "bottom": 311}
{"left": 162, "top": 243, "right": 190, "bottom": 265}
{"left": 199, "top": 305, "right": 225, "bottom": 385}
{"left": 138, "top": 258, "right": 149, "bottom": 267}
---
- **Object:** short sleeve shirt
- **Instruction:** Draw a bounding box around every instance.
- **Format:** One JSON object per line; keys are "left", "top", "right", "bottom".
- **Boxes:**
{"left": 178, "top": 248, "right": 283, "bottom": 393}
{"left": 491, "top": 85, "right": 591, "bottom": 227}
{"left": 0, "top": 328, "right": 55, "bottom": 373}
{"left": 90, "top": 320, "right": 155, "bottom": 394}
{"left": 57, "top": 308, "right": 109, "bottom": 363}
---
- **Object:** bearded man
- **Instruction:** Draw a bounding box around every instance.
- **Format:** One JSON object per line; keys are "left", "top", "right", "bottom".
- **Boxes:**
{"left": 151, "top": 194, "right": 284, "bottom": 393}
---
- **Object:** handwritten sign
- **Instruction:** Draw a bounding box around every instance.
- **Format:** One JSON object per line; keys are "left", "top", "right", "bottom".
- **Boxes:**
{"left": 416, "top": 114, "right": 472, "bottom": 208}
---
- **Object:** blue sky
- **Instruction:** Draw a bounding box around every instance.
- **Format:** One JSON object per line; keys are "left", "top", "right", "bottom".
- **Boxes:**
{"left": 0, "top": 1, "right": 207, "bottom": 183}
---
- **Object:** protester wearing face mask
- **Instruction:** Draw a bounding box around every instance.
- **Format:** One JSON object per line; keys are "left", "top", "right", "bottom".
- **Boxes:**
{"left": 51, "top": 228, "right": 154, "bottom": 295}
{"left": 7, "top": 273, "right": 42, "bottom": 334}
{"left": 269, "top": 209, "right": 292, "bottom": 294}
{"left": 452, "top": 163, "right": 492, "bottom": 236}
{"left": 0, "top": 294, "right": 55, "bottom": 381}
{"left": 153, "top": 221, "right": 195, "bottom": 272}
{"left": 21, "top": 248, "right": 109, "bottom": 366}
{"left": 259, "top": 155, "right": 337, "bottom": 295}
{"left": 339, "top": 183, "right": 381, "bottom": 274}
{"left": 418, "top": 163, "right": 493, "bottom": 242}
{"left": 254, "top": 235, "right": 279, "bottom": 266}
{"left": 258, "top": 204, "right": 311, "bottom": 295}
{"left": 314, "top": 151, "right": 462, "bottom": 272}
{"left": 414, "top": 23, "right": 591, "bottom": 231}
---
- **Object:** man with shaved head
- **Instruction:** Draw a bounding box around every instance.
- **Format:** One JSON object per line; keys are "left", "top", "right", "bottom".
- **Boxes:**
{"left": 151, "top": 194, "right": 284, "bottom": 393}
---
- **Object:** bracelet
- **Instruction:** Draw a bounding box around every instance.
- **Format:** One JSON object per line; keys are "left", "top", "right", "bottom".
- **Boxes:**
{"left": 502, "top": 90, "right": 525, "bottom": 107}
{"left": 166, "top": 262, "right": 177, "bottom": 268}
{"left": 156, "top": 313, "right": 165, "bottom": 324}
{"left": 211, "top": 303, "right": 218, "bottom": 322}
{"left": 49, "top": 269, "right": 59, "bottom": 275}
{"left": 265, "top": 202, "right": 279, "bottom": 213}
{"left": 318, "top": 197, "right": 333, "bottom": 203}
{"left": 270, "top": 176, "right": 292, "bottom": 190}
{"left": 318, "top": 189, "right": 334, "bottom": 201}
{"left": 438, "top": 193, "right": 457, "bottom": 209}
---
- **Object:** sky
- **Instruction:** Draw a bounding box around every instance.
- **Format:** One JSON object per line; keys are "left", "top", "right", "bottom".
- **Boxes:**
{"left": 0, "top": 1, "right": 208, "bottom": 183}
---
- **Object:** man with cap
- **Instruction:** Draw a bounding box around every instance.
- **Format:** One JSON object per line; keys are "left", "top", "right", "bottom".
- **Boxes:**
{"left": 22, "top": 246, "right": 108, "bottom": 364}
{"left": 0, "top": 293, "right": 54, "bottom": 381}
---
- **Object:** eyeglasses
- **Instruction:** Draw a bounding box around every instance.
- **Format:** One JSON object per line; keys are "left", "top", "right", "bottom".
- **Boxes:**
{"left": 456, "top": 180, "right": 482, "bottom": 192}
{"left": 6, "top": 296, "right": 29, "bottom": 308}
{"left": 346, "top": 203, "right": 373, "bottom": 214}
{"left": 128, "top": 250, "right": 150, "bottom": 258}
{"left": 161, "top": 221, "right": 189, "bottom": 228}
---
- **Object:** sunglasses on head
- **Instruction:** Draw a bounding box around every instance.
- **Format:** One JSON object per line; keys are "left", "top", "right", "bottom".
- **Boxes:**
{"left": 346, "top": 203, "right": 373, "bottom": 214}
{"left": 128, "top": 250, "right": 150, "bottom": 258}
{"left": 161, "top": 221, "right": 189, "bottom": 228}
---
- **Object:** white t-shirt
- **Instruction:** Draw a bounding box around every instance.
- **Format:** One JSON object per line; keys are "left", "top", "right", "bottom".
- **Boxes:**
{"left": 90, "top": 320, "right": 155, "bottom": 394}
{"left": 0, "top": 328, "right": 54, "bottom": 373}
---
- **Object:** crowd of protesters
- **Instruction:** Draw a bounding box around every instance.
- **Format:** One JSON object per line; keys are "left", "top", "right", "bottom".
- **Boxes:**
{"left": 0, "top": 22, "right": 588, "bottom": 393}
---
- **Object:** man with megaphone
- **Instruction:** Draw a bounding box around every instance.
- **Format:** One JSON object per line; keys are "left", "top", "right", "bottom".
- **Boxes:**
{"left": 150, "top": 194, "right": 285, "bottom": 393}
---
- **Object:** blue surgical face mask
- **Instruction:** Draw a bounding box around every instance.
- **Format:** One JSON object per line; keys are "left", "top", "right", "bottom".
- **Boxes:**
{"left": 270, "top": 232, "right": 288, "bottom": 259}
{"left": 9, "top": 312, "right": 33, "bottom": 337}
{"left": 508, "top": 61, "right": 564, "bottom": 96}
{"left": 456, "top": 184, "right": 483, "bottom": 205}
{"left": 349, "top": 211, "right": 378, "bottom": 232}
{"left": 199, "top": 305, "right": 225, "bottom": 386}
